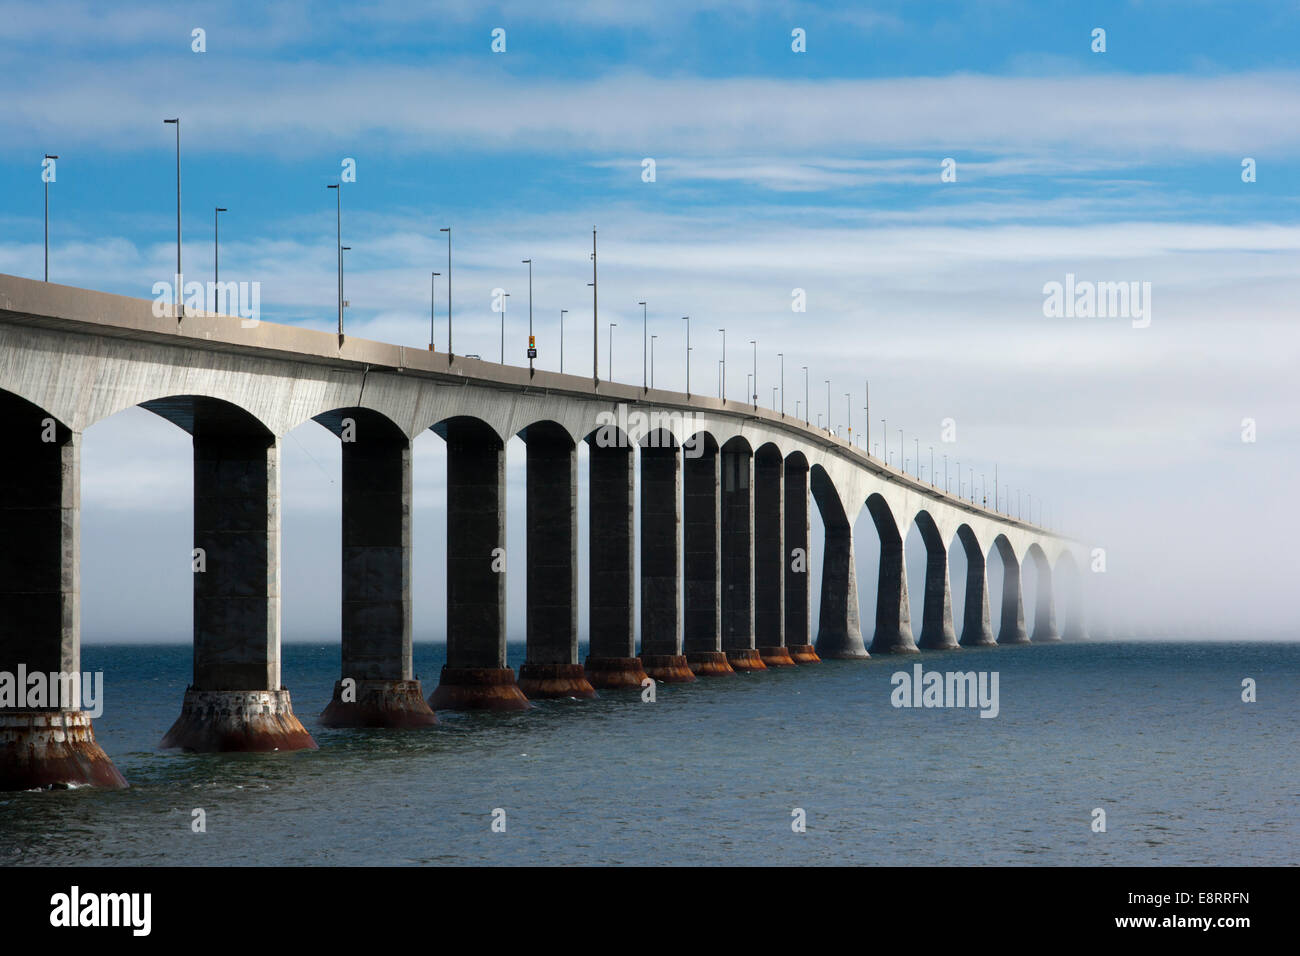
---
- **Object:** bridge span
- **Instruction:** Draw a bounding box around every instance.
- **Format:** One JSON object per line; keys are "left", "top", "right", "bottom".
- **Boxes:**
{"left": 0, "top": 273, "right": 1087, "bottom": 790}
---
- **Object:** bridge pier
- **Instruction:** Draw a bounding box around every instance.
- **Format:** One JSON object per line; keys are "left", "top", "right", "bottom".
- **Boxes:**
{"left": 638, "top": 438, "right": 694, "bottom": 682}
{"left": 319, "top": 411, "right": 436, "bottom": 727}
{"left": 429, "top": 418, "right": 530, "bottom": 710}
{"left": 683, "top": 436, "right": 733, "bottom": 675}
{"left": 159, "top": 405, "right": 316, "bottom": 751}
{"left": 866, "top": 498, "right": 920, "bottom": 655}
{"left": 1030, "top": 560, "right": 1062, "bottom": 643}
{"left": 721, "top": 441, "right": 764, "bottom": 671}
{"left": 916, "top": 518, "right": 959, "bottom": 650}
{"left": 995, "top": 540, "right": 1030, "bottom": 645}
{"left": 0, "top": 401, "right": 125, "bottom": 790}
{"left": 782, "top": 457, "right": 818, "bottom": 663}
{"left": 812, "top": 473, "right": 869, "bottom": 659}
{"left": 754, "top": 446, "right": 793, "bottom": 667}
{"left": 518, "top": 424, "right": 594, "bottom": 698}
{"left": 585, "top": 437, "right": 648, "bottom": 688}
{"left": 956, "top": 528, "right": 996, "bottom": 646}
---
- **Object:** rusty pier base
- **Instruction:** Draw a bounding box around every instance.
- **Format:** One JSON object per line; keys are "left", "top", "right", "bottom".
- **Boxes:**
{"left": 320, "top": 679, "right": 437, "bottom": 728}
{"left": 0, "top": 710, "right": 128, "bottom": 790}
{"left": 160, "top": 688, "right": 318, "bottom": 752}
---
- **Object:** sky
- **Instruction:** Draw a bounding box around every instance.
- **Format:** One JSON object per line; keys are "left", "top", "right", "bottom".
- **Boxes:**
{"left": 1, "top": 0, "right": 1297, "bottom": 642}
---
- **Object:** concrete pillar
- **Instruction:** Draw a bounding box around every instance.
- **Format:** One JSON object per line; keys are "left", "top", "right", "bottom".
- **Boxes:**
{"left": 0, "top": 397, "right": 125, "bottom": 790}
{"left": 916, "top": 518, "right": 959, "bottom": 650}
{"left": 867, "top": 498, "right": 920, "bottom": 655}
{"left": 639, "top": 437, "right": 694, "bottom": 682}
{"left": 683, "top": 435, "right": 733, "bottom": 675}
{"left": 956, "top": 528, "right": 996, "bottom": 647}
{"left": 1061, "top": 568, "right": 1089, "bottom": 641}
{"left": 754, "top": 447, "right": 793, "bottom": 667}
{"left": 585, "top": 435, "right": 648, "bottom": 688}
{"left": 1030, "top": 556, "right": 1061, "bottom": 643}
{"left": 319, "top": 411, "right": 436, "bottom": 727}
{"left": 518, "top": 423, "right": 594, "bottom": 698}
{"left": 995, "top": 541, "right": 1030, "bottom": 645}
{"left": 429, "top": 417, "right": 530, "bottom": 710}
{"left": 783, "top": 457, "right": 818, "bottom": 663}
{"left": 721, "top": 441, "right": 764, "bottom": 672}
{"left": 812, "top": 473, "right": 868, "bottom": 659}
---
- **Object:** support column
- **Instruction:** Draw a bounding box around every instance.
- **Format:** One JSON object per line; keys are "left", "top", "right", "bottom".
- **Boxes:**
{"left": 683, "top": 436, "right": 733, "bottom": 675}
{"left": 995, "top": 541, "right": 1030, "bottom": 645}
{"left": 721, "top": 441, "right": 764, "bottom": 671}
{"left": 957, "top": 529, "right": 996, "bottom": 647}
{"left": 586, "top": 436, "right": 648, "bottom": 688}
{"left": 161, "top": 410, "right": 317, "bottom": 751}
{"left": 867, "top": 499, "right": 919, "bottom": 655}
{"left": 812, "top": 475, "right": 868, "bottom": 659}
{"left": 1030, "top": 557, "right": 1061, "bottom": 643}
{"left": 0, "top": 399, "right": 125, "bottom": 790}
{"left": 639, "top": 438, "right": 694, "bottom": 682}
{"left": 518, "top": 424, "right": 594, "bottom": 698}
{"left": 320, "top": 411, "right": 436, "bottom": 727}
{"left": 754, "top": 447, "right": 793, "bottom": 667}
{"left": 916, "top": 519, "right": 959, "bottom": 650}
{"left": 783, "top": 457, "right": 818, "bottom": 662}
{"left": 429, "top": 418, "right": 530, "bottom": 710}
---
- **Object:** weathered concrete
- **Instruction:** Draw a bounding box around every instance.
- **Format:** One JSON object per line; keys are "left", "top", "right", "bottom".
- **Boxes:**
{"left": 956, "top": 526, "right": 996, "bottom": 647}
{"left": 0, "top": 393, "right": 124, "bottom": 788}
{"left": 914, "top": 512, "right": 959, "bottom": 650}
{"left": 319, "top": 409, "right": 436, "bottom": 727}
{"left": 993, "top": 537, "right": 1030, "bottom": 645}
{"left": 586, "top": 436, "right": 648, "bottom": 688}
{"left": 783, "top": 456, "right": 818, "bottom": 663}
{"left": 866, "top": 495, "right": 920, "bottom": 655}
{"left": 683, "top": 435, "right": 733, "bottom": 675}
{"left": 153, "top": 397, "right": 316, "bottom": 751}
{"left": 720, "top": 439, "right": 764, "bottom": 671}
{"left": 429, "top": 417, "right": 529, "bottom": 710}
{"left": 754, "top": 445, "right": 793, "bottom": 667}
{"left": 518, "top": 423, "right": 595, "bottom": 698}
{"left": 639, "top": 435, "right": 694, "bottom": 682}
{"left": 813, "top": 468, "right": 869, "bottom": 659}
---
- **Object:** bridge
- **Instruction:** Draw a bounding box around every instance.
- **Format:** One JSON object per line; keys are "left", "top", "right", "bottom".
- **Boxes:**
{"left": 0, "top": 272, "right": 1087, "bottom": 790}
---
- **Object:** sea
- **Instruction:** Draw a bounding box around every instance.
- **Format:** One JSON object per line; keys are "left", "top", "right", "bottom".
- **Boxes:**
{"left": 1, "top": 640, "right": 1295, "bottom": 866}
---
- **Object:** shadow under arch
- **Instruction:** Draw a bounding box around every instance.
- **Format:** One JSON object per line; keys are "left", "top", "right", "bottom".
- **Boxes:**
{"left": 636, "top": 428, "right": 696, "bottom": 681}
{"left": 680, "top": 431, "right": 732, "bottom": 674}
{"left": 952, "top": 524, "right": 996, "bottom": 646}
{"left": 781, "top": 451, "right": 819, "bottom": 662}
{"left": 1023, "top": 542, "right": 1061, "bottom": 643}
{"left": 751, "top": 442, "right": 794, "bottom": 666}
{"left": 810, "top": 465, "right": 868, "bottom": 659}
{"left": 912, "top": 509, "right": 959, "bottom": 650}
{"left": 718, "top": 435, "right": 762, "bottom": 670}
{"left": 989, "top": 534, "right": 1030, "bottom": 645}
{"left": 1053, "top": 550, "right": 1088, "bottom": 641}
{"left": 864, "top": 493, "right": 919, "bottom": 655}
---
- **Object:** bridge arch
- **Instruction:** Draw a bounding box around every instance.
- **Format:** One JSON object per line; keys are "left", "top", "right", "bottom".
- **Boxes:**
{"left": 811, "top": 465, "right": 866, "bottom": 658}
{"left": 1022, "top": 542, "right": 1061, "bottom": 643}
{"left": 989, "top": 534, "right": 1029, "bottom": 645}
{"left": 949, "top": 524, "right": 995, "bottom": 646}
{"left": 864, "top": 493, "right": 918, "bottom": 654}
{"left": 910, "top": 509, "right": 958, "bottom": 650}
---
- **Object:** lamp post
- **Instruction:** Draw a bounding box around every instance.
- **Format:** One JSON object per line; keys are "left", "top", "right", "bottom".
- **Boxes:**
{"left": 560, "top": 309, "right": 567, "bottom": 372}
{"left": 522, "top": 258, "right": 534, "bottom": 375}
{"left": 639, "top": 301, "right": 648, "bottom": 392}
{"left": 214, "top": 207, "right": 227, "bottom": 298}
{"left": 163, "top": 119, "right": 182, "bottom": 318}
{"left": 682, "top": 316, "right": 691, "bottom": 397}
{"left": 826, "top": 380, "right": 831, "bottom": 433}
{"left": 439, "top": 227, "right": 452, "bottom": 355}
{"left": 327, "top": 183, "right": 341, "bottom": 334}
{"left": 750, "top": 339, "right": 757, "bottom": 408}
{"left": 803, "top": 367, "right": 809, "bottom": 425}
{"left": 864, "top": 381, "right": 870, "bottom": 456}
{"left": 340, "top": 247, "right": 350, "bottom": 316}
{"left": 429, "top": 271, "right": 440, "bottom": 350}
{"left": 846, "top": 393, "right": 851, "bottom": 443}
{"left": 718, "top": 328, "right": 726, "bottom": 401}
{"left": 43, "top": 153, "right": 58, "bottom": 282}
{"left": 777, "top": 352, "right": 784, "bottom": 415}
{"left": 650, "top": 334, "right": 657, "bottom": 387}
{"left": 589, "top": 227, "right": 598, "bottom": 386}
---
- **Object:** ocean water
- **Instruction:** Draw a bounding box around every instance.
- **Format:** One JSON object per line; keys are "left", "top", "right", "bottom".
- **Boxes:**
{"left": 1, "top": 640, "right": 1295, "bottom": 866}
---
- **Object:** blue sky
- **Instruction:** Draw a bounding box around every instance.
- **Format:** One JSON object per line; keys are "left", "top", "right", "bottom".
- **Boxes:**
{"left": 2, "top": 0, "right": 1297, "bottom": 639}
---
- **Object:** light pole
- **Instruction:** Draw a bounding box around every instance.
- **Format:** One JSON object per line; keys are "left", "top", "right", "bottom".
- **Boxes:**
{"left": 825, "top": 380, "right": 831, "bottom": 433}
{"left": 609, "top": 322, "right": 617, "bottom": 380}
{"left": 718, "top": 328, "right": 726, "bottom": 401}
{"left": 560, "top": 309, "right": 568, "bottom": 372}
{"left": 429, "top": 271, "right": 440, "bottom": 350}
{"left": 439, "top": 227, "right": 452, "bottom": 355}
{"left": 522, "top": 259, "right": 534, "bottom": 375}
{"left": 803, "top": 367, "right": 809, "bottom": 425}
{"left": 750, "top": 339, "right": 757, "bottom": 408}
{"left": 163, "top": 119, "right": 182, "bottom": 318}
{"left": 639, "top": 301, "right": 647, "bottom": 392}
{"left": 500, "top": 292, "right": 510, "bottom": 363}
{"left": 864, "top": 381, "right": 870, "bottom": 456}
{"left": 650, "top": 334, "right": 657, "bottom": 387}
{"left": 589, "top": 227, "right": 598, "bottom": 386}
{"left": 778, "top": 352, "right": 784, "bottom": 415}
{"left": 845, "top": 393, "right": 851, "bottom": 443}
{"left": 43, "top": 153, "right": 58, "bottom": 282}
{"left": 213, "top": 207, "right": 227, "bottom": 297}
{"left": 682, "top": 316, "right": 691, "bottom": 397}
{"left": 881, "top": 418, "right": 886, "bottom": 462}
{"left": 340, "top": 246, "right": 350, "bottom": 316}
{"left": 327, "top": 183, "right": 341, "bottom": 334}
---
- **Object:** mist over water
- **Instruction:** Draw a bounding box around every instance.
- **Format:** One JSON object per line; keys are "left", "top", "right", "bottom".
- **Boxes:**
{"left": 3, "top": 640, "right": 1294, "bottom": 866}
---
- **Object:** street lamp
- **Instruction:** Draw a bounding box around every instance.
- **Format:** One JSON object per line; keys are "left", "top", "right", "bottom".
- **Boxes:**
{"left": 639, "top": 301, "right": 648, "bottom": 391}
{"left": 429, "top": 271, "right": 440, "bottom": 350}
{"left": 43, "top": 153, "right": 58, "bottom": 282}
{"left": 864, "top": 381, "right": 870, "bottom": 456}
{"left": 522, "top": 259, "right": 534, "bottom": 375}
{"left": 750, "top": 339, "right": 757, "bottom": 408}
{"left": 682, "top": 316, "right": 691, "bottom": 396}
{"left": 589, "top": 227, "right": 598, "bottom": 386}
{"left": 718, "top": 328, "right": 726, "bottom": 401}
{"left": 803, "top": 367, "right": 809, "bottom": 425}
{"left": 825, "top": 380, "right": 831, "bottom": 433}
{"left": 777, "top": 352, "right": 784, "bottom": 415}
{"left": 439, "top": 227, "right": 452, "bottom": 355}
{"left": 327, "top": 183, "right": 341, "bottom": 334}
{"left": 213, "top": 207, "right": 227, "bottom": 297}
{"left": 340, "top": 246, "right": 351, "bottom": 320}
{"left": 845, "top": 393, "right": 851, "bottom": 443}
{"left": 163, "top": 119, "right": 182, "bottom": 318}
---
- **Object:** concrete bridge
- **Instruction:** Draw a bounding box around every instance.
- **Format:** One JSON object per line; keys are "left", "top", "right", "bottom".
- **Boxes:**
{"left": 0, "top": 273, "right": 1087, "bottom": 790}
